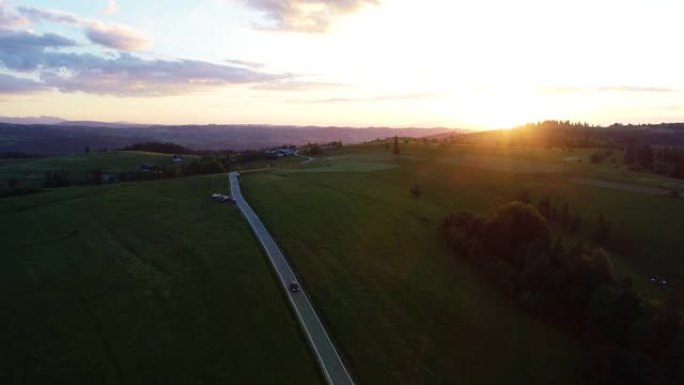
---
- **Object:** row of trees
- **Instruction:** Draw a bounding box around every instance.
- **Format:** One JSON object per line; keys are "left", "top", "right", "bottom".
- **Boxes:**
{"left": 519, "top": 192, "right": 583, "bottom": 232}
{"left": 520, "top": 191, "right": 634, "bottom": 254}
{"left": 508, "top": 120, "right": 607, "bottom": 149}
{"left": 300, "top": 143, "right": 322, "bottom": 156}
{"left": 44, "top": 171, "right": 71, "bottom": 187}
{"left": 441, "top": 201, "right": 683, "bottom": 384}
{"left": 0, "top": 178, "right": 42, "bottom": 197}
{"left": 590, "top": 149, "right": 618, "bottom": 164}
{"left": 625, "top": 143, "right": 684, "bottom": 179}
{"left": 118, "top": 156, "right": 228, "bottom": 182}
{"left": 40, "top": 156, "right": 230, "bottom": 188}
{"left": 120, "top": 142, "right": 194, "bottom": 155}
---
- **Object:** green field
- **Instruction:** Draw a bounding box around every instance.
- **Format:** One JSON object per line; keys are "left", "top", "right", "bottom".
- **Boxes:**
{"left": 239, "top": 142, "right": 684, "bottom": 384}
{"left": 242, "top": 172, "right": 582, "bottom": 384}
{"left": 2, "top": 143, "right": 682, "bottom": 384}
{"left": 303, "top": 143, "right": 684, "bottom": 283}
{"left": 0, "top": 175, "right": 321, "bottom": 384}
{"left": 0, "top": 151, "right": 203, "bottom": 187}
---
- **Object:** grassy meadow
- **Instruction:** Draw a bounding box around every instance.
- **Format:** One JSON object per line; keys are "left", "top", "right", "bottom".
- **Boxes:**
{"left": 0, "top": 175, "right": 321, "bottom": 384}
{"left": 0, "top": 151, "right": 201, "bottom": 187}
{"left": 243, "top": 169, "right": 582, "bottom": 384}
{"left": 310, "top": 143, "right": 684, "bottom": 283}
{"left": 2, "top": 141, "right": 682, "bottom": 384}
{"left": 240, "top": 141, "right": 684, "bottom": 384}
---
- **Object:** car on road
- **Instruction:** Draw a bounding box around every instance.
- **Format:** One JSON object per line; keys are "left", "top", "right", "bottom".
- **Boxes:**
{"left": 289, "top": 282, "right": 301, "bottom": 293}
{"left": 211, "top": 193, "right": 236, "bottom": 204}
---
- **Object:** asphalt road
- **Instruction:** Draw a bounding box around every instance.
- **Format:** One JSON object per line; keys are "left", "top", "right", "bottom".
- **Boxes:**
{"left": 228, "top": 172, "right": 356, "bottom": 385}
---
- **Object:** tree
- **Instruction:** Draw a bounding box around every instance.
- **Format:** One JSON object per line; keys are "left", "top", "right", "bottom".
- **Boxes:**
{"left": 85, "top": 146, "right": 90, "bottom": 153}
{"left": 44, "top": 171, "right": 71, "bottom": 187}
{"left": 393, "top": 135, "right": 400, "bottom": 155}
{"left": 561, "top": 202, "right": 570, "bottom": 229}
{"left": 623, "top": 141, "right": 637, "bottom": 165}
{"left": 517, "top": 190, "right": 531, "bottom": 204}
{"left": 484, "top": 201, "right": 551, "bottom": 266}
{"left": 410, "top": 183, "right": 422, "bottom": 199}
{"left": 304, "top": 143, "right": 322, "bottom": 156}
{"left": 86, "top": 169, "right": 103, "bottom": 185}
{"left": 537, "top": 197, "right": 552, "bottom": 220}
{"left": 637, "top": 145, "right": 654, "bottom": 169}
{"left": 570, "top": 215, "right": 582, "bottom": 232}
{"left": 595, "top": 213, "right": 612, "bottom": 243}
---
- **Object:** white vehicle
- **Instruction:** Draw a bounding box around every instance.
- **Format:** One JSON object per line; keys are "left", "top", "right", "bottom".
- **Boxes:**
{"left": 211, "top": 193, "right": 236, "bottom": 204}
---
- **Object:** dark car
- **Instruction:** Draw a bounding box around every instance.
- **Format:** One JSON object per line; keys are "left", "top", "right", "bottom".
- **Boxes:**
{"left": 289, "top": 282, "right": 301, "bottom": 293}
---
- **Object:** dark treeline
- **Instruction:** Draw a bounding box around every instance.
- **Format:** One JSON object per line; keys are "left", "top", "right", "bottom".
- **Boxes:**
{"left": 120, "top": 142, "right": 194, "bottom": 155}
{"left": 33, "top": 156, "right": 228, "bottom": 190}
{"left": 0, "top": 152, "right": 45, "bottom": 159}
{"left": 457, "top": 120, "right": 684, "bottom": 150}
{"left": 452, "top": 120, "right": 684, "bottom": 180}
{"left": 44, "top": 171, "right": 71, "bottom": 187}
{"left": 624, "top": 143, "right": 684, "bottom": 179}
{"left": 523, "top": 191, "right": 635, "bottom": 255}
{"left": 441, "top": 201, "right": 683, "bottom": 384}
{"left": 610, "top": 122, "right": 684, "bottom": 131}
{"left": 117, "top": 155, "right": 229, "bottom": 183}
{"left": 300, "top": 143, "right": 322, "bottom": 156}
{"left": 510, "top": 120, "right": 605, "bottom": 148}
{"left": 0, "top": 178, "right": 42, "bottom": 197}
{"left": 519, "top": 120, "right": 593, "bottom": 129}
{"left": 451, "top": 120, "right": 611, "bottom": 149}
{"left": 299, "top": 141, "right": 342, "bottom": 156}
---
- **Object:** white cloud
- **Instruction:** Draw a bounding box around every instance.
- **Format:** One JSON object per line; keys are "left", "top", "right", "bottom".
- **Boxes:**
{"left": 0, "top": 3, "right": 291, "bottom": 95}
{"left": 243, "top": 0, "right": 378, "bottom": 32}
{"left": 83, "top": 20, "right": 148, "bottom": 51}
{"left": 0, "top": 0, "right": 30, "bottom": 28}
{"left": 18, "top": 6, "right": 149, "bottom": 51}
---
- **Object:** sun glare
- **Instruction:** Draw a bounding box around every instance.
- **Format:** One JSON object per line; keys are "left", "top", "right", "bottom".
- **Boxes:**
{"left": 463, "top": 89, "right": 544, "bottom": 129}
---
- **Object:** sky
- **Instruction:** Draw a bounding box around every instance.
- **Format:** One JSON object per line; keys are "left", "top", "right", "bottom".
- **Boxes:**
{"left": 1, "top": 0, "right": 683, "bottom": 129}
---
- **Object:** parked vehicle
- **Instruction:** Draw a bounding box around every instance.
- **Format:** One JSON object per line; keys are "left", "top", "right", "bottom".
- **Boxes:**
{"left": 211, "top": 193, "right": 236, "bottom": 204}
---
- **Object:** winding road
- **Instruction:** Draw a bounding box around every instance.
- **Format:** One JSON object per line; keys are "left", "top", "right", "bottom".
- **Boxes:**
{"left": 294, "top": 150, "right": 315, "bottom": 164}
{"left": 228, "top": 172, "right": 355, "bottom": 385}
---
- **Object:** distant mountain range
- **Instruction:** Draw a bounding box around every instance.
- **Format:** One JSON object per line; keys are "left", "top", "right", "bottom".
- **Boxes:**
{"left": 0, "top": 116, "right": 66, "bottom": 125}
{"left": 0, "top": 119, "right": 459, "bottom": 154}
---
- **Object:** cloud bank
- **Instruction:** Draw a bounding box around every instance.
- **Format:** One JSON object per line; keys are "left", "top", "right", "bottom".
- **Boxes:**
{"left": 0, "top": 2, "right": 289, "bottom": 96}
{"left": 244, "top": 0, "right": 378, "bottom": 32}
{"left": 0, "top": 47, "right": 288, "bottom": 96}
{"left": 0, "top": 73, "right": 48, "bottom": 93}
